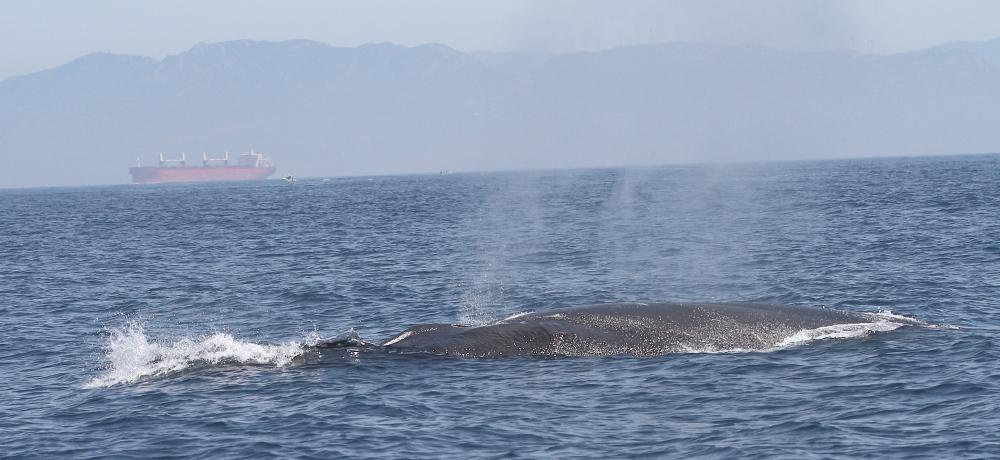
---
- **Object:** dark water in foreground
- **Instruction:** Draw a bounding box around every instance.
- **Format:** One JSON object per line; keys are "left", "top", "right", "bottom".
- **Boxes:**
{"left": 2, "top": 155, "right": 999, "bottom": 458}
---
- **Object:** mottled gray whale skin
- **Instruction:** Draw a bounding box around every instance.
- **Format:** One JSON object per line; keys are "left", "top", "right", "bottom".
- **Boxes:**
{"left": 377, "top": 302, "right": 903, "bottom": 357}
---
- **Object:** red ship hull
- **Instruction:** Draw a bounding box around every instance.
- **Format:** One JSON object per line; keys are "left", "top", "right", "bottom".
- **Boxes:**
{"left": 129, "top": 166, "right": 277, "bottom": 184}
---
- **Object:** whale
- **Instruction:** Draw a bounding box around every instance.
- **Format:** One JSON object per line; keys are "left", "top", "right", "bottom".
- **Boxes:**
{"left": 319, "top": 302, "right": 918, "bottom": 358}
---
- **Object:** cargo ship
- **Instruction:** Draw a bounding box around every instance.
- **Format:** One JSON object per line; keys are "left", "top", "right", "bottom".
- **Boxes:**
{"left": 129, "top": 149, "right": 276, "bottom": 184}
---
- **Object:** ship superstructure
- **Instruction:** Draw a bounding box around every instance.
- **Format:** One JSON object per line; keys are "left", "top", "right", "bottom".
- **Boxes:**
{"left": 128, "top": 149, "right": 277, "bottom": 184}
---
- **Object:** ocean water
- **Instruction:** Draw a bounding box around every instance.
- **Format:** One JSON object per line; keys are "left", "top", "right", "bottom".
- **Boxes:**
{"left": 2, "top": 154, "right": 999, "bottom": 458}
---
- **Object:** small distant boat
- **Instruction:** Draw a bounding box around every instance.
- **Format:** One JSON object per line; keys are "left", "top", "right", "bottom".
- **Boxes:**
{"left": 282, "top": 175, "right": 296, "bottom": 183}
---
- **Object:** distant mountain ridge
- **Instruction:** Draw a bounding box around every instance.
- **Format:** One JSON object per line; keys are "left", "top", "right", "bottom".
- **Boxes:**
{"left": 3, "top": 38, "right": 1000, "bottom": 187}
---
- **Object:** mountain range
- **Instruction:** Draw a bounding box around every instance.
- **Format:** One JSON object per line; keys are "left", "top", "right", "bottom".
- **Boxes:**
{"left": 3, "top": 38, "right": 1000, "bottom": 187}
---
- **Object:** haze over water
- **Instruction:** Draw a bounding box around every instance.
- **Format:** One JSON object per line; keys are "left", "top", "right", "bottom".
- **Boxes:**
{"left": 2, "top": 154, "right": 998, "bottom": 457}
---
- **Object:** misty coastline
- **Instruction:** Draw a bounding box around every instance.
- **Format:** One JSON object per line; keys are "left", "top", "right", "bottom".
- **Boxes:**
{"left": 5, "top": 38, "right": 1000, "bottom": 188}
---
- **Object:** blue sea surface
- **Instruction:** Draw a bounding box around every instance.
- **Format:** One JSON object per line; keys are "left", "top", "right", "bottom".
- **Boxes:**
{"left": 2, "top": 154, "right": 999, "bottom": 458}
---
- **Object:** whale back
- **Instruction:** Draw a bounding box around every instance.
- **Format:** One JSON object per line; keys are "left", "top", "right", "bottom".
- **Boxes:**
{"left": 524, "top": 302, "right": 873, "bottom": 355}
{"left": 382, "top": 322, "right": 560, "bottom": 357}
{"left": 380, "top": 302, "right": 879, "bottom": 357}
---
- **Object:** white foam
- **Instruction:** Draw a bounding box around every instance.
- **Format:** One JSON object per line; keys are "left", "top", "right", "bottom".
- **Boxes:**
{"left": 672, "top": 316, "right": 919, "bottom": 354}
{"left": 775, "top": 320, "right": 904, "bottom": 349}
{"left": 872, "top": 309, "right": 909, "bottom": 319}
{"left": 84, "top": 321, "right": 320, "bottom": 389}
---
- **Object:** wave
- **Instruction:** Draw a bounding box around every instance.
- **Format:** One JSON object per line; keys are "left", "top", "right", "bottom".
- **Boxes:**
{"left": 84, "top": 321, "right": 321, "bottom": 389}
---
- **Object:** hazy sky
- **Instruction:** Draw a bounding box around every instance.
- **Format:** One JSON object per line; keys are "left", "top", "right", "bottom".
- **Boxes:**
{"left": 4, "top": 0, "right": 1000, "bottom": 79}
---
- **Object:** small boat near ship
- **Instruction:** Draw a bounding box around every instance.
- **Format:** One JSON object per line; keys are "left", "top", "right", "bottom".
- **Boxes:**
{"left": 128, "top": 149, "right": 276, "bottom": 184}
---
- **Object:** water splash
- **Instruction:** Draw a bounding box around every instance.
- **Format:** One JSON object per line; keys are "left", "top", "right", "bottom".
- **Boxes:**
{"left": 85, "top": 321, "right": 321, "bottom": 389}
{"left": 458, "top": 278, "right": 506, "bottom": 326}
{"left": 662, "top": 318, "right": 914, "bottom": 355}
{"left": 775, "top": 320, "right": 905, "bottom": 349}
